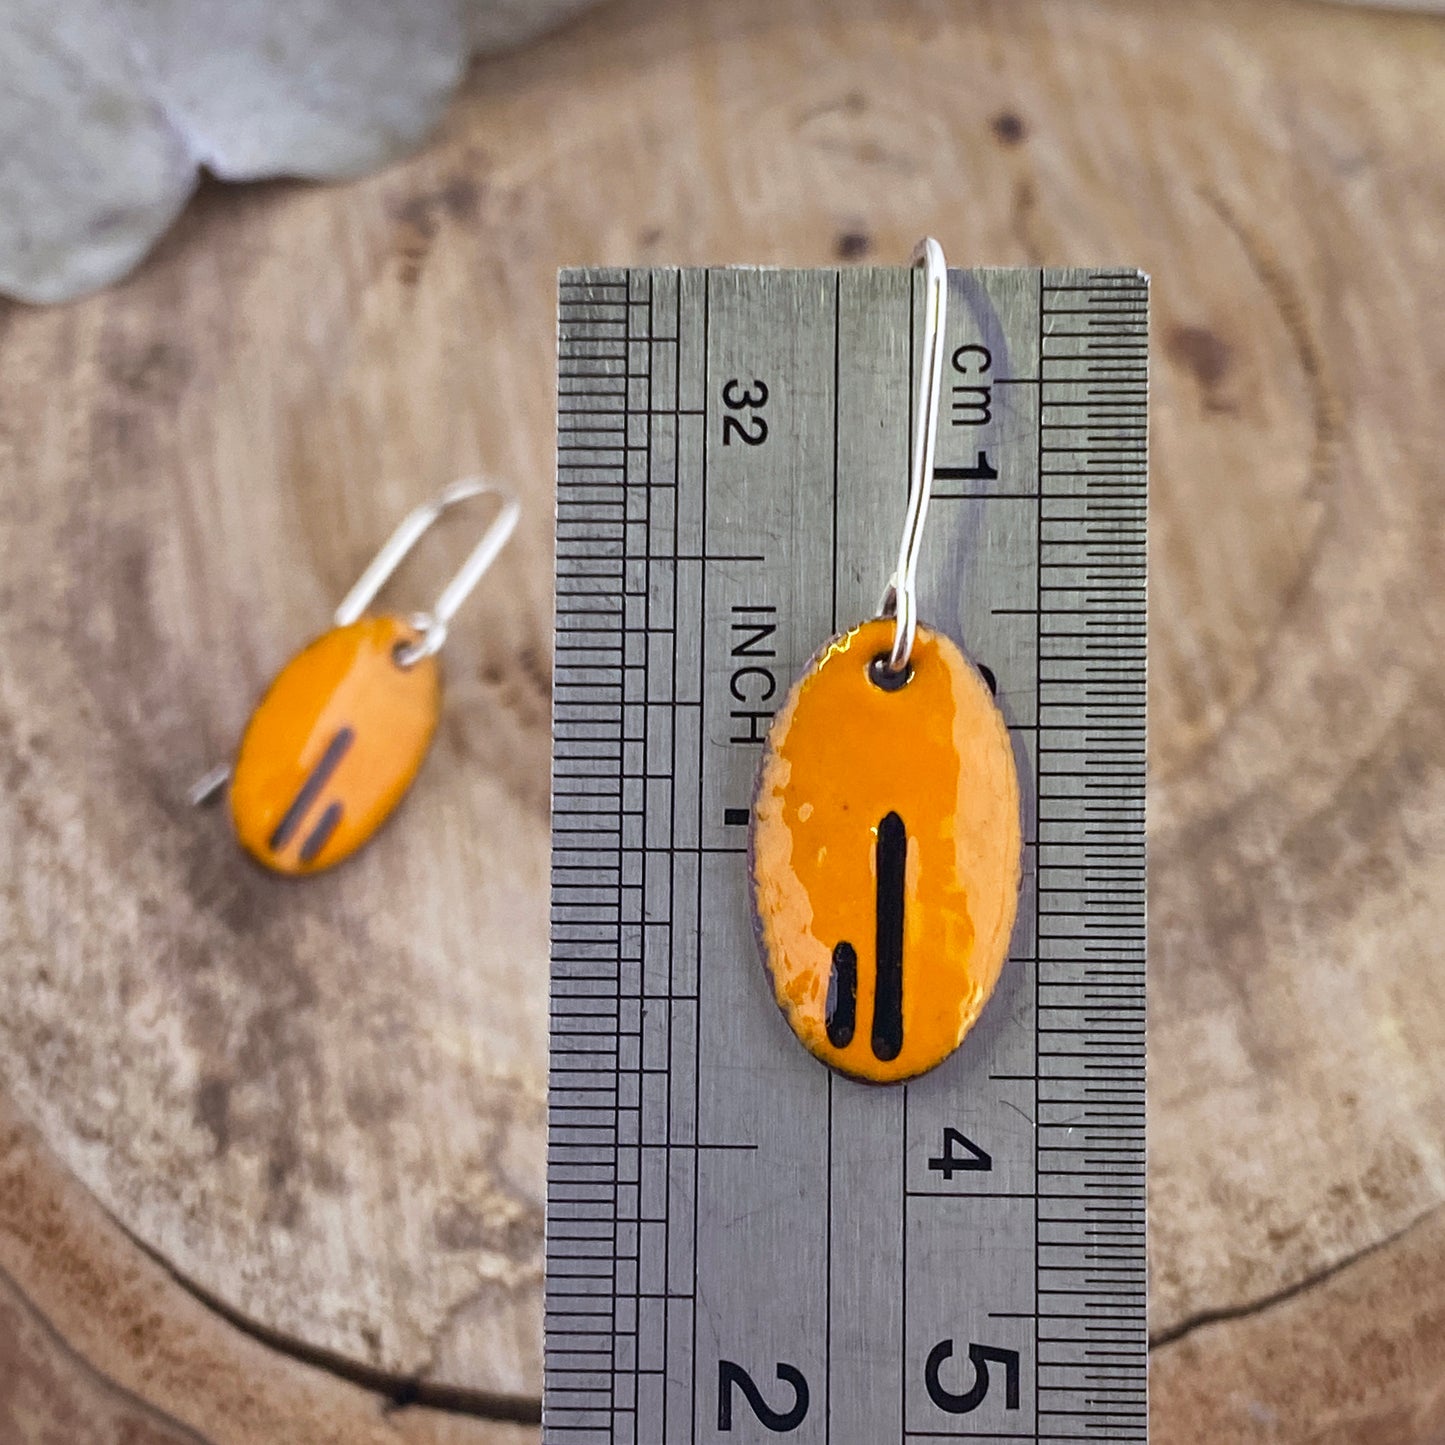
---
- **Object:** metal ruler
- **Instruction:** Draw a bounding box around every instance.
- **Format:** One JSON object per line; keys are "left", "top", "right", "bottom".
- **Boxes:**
{"left": 547, "top": 264, "right": 1147, "bottom": 1444}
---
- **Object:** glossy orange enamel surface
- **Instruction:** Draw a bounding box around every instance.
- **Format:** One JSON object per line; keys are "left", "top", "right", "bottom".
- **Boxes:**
{"left": 229, "top": 616, "right": 440, "bottom": 875}
{"left": 751, "top": 618, "right": 1022, "bottom": 1082}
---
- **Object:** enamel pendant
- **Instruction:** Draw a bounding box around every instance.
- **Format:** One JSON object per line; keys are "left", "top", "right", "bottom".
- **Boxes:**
{"left": 192, "top": 479, "right": 519, "bottom": 876}
{"left": 226, "top": 614, "right": 440, "bottom": 873}
{"left": 750, "top": 241, "right": 1022, "bottom": 1082}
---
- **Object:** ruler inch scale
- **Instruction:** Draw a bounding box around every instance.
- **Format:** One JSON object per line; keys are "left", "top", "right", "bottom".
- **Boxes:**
{"left": 547, "top": 264, "right": 1148, "bottom": 1445}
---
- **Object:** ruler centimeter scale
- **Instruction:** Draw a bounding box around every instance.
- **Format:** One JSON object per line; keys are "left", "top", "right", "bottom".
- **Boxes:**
{"left": 546, "top": 264, "right": 1148, "bottom": 1445}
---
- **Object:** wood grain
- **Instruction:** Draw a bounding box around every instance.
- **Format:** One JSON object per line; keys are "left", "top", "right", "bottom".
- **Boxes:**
{"left": 0, "top": 1095, "right": 535, "bottom": 1444}
{"left": 0, "top": 0, "right": 1442, "bottom": 1436}
{"left": 1153, "top": 1202, "right": 1445, "bottom": 1444}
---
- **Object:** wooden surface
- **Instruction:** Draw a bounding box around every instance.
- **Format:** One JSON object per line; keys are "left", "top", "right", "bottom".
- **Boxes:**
{"left": 0, "top": 1097, "right": 533, "bottom": 1445}
{"left": 0, "top": 0, "right": 1442, "bottom": 1438}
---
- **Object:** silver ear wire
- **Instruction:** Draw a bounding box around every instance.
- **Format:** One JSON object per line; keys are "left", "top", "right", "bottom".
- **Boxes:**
{"left": 189, "top": 477, "right": 519, "bottom": 805}
{"left": 334, "top": 477, "right": 520, "bottom": 666}
{"left": 879, "top": 237, "right": 947, "bottom": 676}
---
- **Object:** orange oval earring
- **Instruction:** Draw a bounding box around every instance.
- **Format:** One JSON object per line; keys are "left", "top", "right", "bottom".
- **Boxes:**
{"left": 192, "top": 479, "right": 519, "bottom": 876}
{"left": 751, "top": 241, "right": 1023, "bottom": 1083}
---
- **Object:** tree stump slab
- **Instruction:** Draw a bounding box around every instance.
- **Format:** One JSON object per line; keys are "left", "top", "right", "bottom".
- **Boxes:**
{"left": 0, "top": 0, "right": 1442, "bottom": 1437}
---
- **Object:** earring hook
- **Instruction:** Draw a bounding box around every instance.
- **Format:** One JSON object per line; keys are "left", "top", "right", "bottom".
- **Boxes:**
{"left": 879, "top": 236, "right": 948, "bottom": 677}
{"left": 336, "top": 477, "right": 520, "bottom": 665}
{"left": 189, "top": 477, "right": 519, "bottom": 806}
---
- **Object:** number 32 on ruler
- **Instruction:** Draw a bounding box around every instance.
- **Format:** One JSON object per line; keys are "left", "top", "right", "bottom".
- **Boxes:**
{"left": 716, "top": 1342, "right": 1021, "bottom": 1431}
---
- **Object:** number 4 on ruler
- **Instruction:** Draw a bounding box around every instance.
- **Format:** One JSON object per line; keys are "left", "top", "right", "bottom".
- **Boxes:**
{"left": 927, "top": 1126, "right": 992, "bottom": 1179}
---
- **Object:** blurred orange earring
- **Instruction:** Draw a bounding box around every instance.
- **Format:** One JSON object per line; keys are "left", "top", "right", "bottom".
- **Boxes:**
{"left": 750, "top": 240, "right": 1023, "bottom": 1083}
{"left": 191, "top": 479, "right": 519, "bottom": 876}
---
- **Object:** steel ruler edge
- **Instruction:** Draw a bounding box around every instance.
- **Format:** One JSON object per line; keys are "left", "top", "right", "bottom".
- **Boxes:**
{"left": 546, "top": 264, "right": 1148, "bottom": 1444}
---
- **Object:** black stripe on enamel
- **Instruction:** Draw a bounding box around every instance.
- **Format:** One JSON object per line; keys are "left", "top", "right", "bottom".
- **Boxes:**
{"left": 268, "top": 726, "right": 355, "bottom": 853}
{"left": 298, "top": 799, "right": 344, "bottom": 864}
{"left": 826, "top": 941, "right": 858, "bottom": 1048}
{"left": 872, "top": 810, "right": 907, "bottom": 1062}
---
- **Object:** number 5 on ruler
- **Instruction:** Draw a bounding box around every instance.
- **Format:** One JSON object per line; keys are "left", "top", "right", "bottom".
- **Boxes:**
{"left": 925, "top": 1340, "right": 1021, "bottom": 1415}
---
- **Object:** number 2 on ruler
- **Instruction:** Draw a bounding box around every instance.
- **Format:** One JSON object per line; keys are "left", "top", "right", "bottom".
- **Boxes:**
{"left": 715, "top": 1338, "right": 1022, "bottom": 1431}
